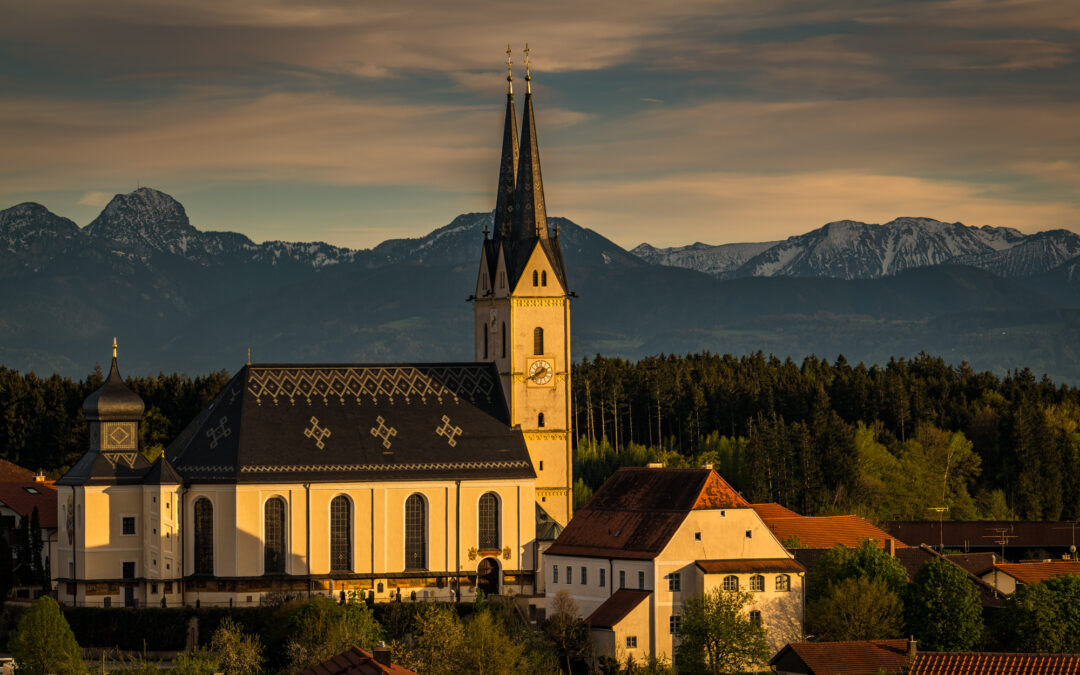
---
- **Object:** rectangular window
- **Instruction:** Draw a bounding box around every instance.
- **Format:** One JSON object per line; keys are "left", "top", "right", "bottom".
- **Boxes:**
{"left": 164, "top": 582, "right": 173, "bottom": 594}
{"left": 151, "top": 583, "right": 158, "bottom": 594}
{"left": 667, "top": 572, "right": 681, "bottom": 592}
{"left": 567, "top": 566, "right": 573, "bottom": 584}
{"left": 626, "top": 636, "right": 637, "bottom": 648}
{"left": 619, "top": 570, "right": 626, "bottom": 589}
{"left": 581, "top": 566, "right": 587, "bottom": 585}
{"left": 122, "top": 562, "right": 135, "bottom": 579}
{"left": 669, "top": 615, "right": 681, "bottom": 635}
{"left": 122, "top": 517, "right": 136, "bottom": 536}
{"left": 694, "top": 531, "right": 701, "bottom": 541}
{"left": 553, "top": 565, "right": 558, "bottom": 584}
{"left": 638, "top": 571, "right": 645, "bottom": 589}
{"left": 600, "top": 569, "right": 606, "bottom": 588}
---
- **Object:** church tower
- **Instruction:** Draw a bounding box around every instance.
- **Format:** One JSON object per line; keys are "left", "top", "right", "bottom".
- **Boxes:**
{"left": 474, "top": 47, "right": 573, "bottom": 526}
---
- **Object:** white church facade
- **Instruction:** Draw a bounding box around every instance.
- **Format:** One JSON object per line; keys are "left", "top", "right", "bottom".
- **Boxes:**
{"left": 53, "top": 61, "right": 573, "bottom": 609}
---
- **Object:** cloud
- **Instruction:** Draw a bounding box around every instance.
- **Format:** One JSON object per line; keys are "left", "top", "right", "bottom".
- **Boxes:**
{"left": 76, "top": 191, "right": 112, "bottom": 206}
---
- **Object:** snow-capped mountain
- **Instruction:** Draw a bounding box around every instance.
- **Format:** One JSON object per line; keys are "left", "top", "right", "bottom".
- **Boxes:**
{"left": 631, "top": 241, "right": 777, "bottom": 278}
{"left": 635, "top": 217, "right": 1076, "bottom": 280}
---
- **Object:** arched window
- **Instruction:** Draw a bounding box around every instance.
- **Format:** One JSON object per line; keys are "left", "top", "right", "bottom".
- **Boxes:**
{"left": 534, "top": 327, "right": 544, "bottom": 355}
{"left": 264, "top": 497, "right": 286, "bottom": 574}
{"left": 541, "top": 271, "right": 547, "bottom": 286}
{"left": 500, "top": 322, "right": 506, "bottom": 357}
{"left": 483, "top": 330, "right": 488, "bottom": 359}
{"left": 330, "top": 496, "right": 351, "bottom": 572}
{"left": 532, "top": 270, "right": 539, "bottom": 286}
{"left": 775, "top": 574, "right": 791, "bottom": 591}
{"left": 478, "top": 492, "right": 500, "bottom": 550}
{"left": 405, "top": 494, "right": 427, "bottom": 570}
{"left": 750, "top": 574, "right": 765, "bottom": 592}
{"left": 722, "top": 575, "right": 739, "bottom": 591}
{"left": 538, "top": 412, "right": 545, "bottom": 428}
{"left": 194, "top": 498, "right": 213, "bottom": 575}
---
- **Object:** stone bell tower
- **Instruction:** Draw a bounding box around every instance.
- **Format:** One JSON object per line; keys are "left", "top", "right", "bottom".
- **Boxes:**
{"left": 473, "top": 46, "right": 573, "bottom": 525}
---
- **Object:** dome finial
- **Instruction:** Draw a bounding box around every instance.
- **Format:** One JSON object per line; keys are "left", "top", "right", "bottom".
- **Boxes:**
{"left": 112, "top": 337, "right": 118, "bottom": 360}
{"left": 523, "top": 43, "right": 531, "bottom": 95}
{"left": 506, "top": 43, "right": 514, "bottom": 96}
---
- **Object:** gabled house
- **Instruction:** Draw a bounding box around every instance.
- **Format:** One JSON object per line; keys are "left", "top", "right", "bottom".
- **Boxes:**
{"left": 544, "top": 468, "right": 804, "bottom": 666}
{"left": 982, "top": 560, "right": 1080, "bottom": 594}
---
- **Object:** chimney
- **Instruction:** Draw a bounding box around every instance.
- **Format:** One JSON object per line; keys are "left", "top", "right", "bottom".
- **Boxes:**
{"left": 34, "top": 470, "right": 46, "bottom": 483}
{"left": 907, "top": 637, "right": 917, "bottom": 659}
{"left": 887, "top": 538, "right": 896, "bottom": 557}
{"left": 646, "top": 462, "right": 664, "bottom": 469}
{"left": 701, "top": 463, "right": 714, "bottom": 470}
{"left": 373, "top": 643, "right": 392, "bottom": 667}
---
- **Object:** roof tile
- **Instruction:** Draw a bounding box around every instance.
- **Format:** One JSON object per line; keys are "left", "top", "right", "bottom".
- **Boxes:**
{"left": 586, "top": 589, "right": 651, "bottom": 628}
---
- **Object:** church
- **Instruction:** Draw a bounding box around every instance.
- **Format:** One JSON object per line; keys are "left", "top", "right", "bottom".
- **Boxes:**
{"left": 53, "top": 55, "right": 573, "bottom": 609}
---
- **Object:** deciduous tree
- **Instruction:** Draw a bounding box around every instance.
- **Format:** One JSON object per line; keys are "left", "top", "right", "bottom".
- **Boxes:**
{"left": 904, "top": 558, "right": 982, "bottom": 650}
{"left": 807, "top": 576, "right": 904, "bottom": 641}
{"left": 674, "top": 588, "right": 770, "bottom": 674}
{"left": 8, "top": 596, "right": 85, "bottom": 675}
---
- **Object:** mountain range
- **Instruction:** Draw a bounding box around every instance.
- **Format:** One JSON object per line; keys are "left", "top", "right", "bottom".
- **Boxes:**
{"left": 2, "top": 188, "right": 1079, "bottom": 383}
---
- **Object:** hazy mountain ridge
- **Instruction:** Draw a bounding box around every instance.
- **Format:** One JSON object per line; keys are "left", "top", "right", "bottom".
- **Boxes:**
{"left": 636, "top": 217, "right": 1077, "bottom": 280}
{"left": 1, "top": 188, "right": 1079, "bottom": 382}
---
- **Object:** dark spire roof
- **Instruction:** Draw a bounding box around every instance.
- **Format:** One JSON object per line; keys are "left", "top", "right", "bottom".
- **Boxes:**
{"left": 82, "top": 347, "right": 145, "bottom": 421}
{"left": 143, "top": 455, "right": 182, "bottom": 485}
{"left": 493, "top": 92, "right": 518, "bottom": 242}
{"left": 510, "top": 91, "right": 547, "bottom": 242}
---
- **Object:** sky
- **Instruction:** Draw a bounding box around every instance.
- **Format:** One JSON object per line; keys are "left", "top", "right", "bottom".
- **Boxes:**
{"left": 2, "top": 0, "right": 1079, "bottom": 249}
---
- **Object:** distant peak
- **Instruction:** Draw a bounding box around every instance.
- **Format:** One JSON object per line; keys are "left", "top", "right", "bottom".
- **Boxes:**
{"left": 86, "top": 187, "right": 192, "bottom": 240}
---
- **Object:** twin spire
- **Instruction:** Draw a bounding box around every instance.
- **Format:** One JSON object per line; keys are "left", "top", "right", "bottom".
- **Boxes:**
{"left": 493, "top": 44, "right": 548, "bottom": 243}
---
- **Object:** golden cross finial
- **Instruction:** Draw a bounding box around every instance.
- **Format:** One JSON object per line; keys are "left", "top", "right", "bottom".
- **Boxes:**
{"left": 112, "top": 337, "right": 117, "bottom": 359}
{"left": 506, "top": 43, "right": 513, "bottom": 95}
{"left": 523, "top": 43, "right": 531, "bottom": 94}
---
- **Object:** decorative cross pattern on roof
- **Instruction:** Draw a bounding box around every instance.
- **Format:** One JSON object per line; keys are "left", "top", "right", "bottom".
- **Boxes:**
{"left": 102, "top": 452, "right": 139, "bottom": 470}
{"left": 246, "top": 366, "right": 498, "bottom": 406}
{"left": 206, "top": 417, "right": 231, "bottom": 449}
{"left": 108, "top": 425, "right": 132, "bottom": 446}
{"left": 437, "top": 415, "right": 463, "bottom": 447}
{"left": 304, "top": 416, "right": 331, "bottom": 449}
{"left": 370, "top": 416, "right": 397, "bottom": 449}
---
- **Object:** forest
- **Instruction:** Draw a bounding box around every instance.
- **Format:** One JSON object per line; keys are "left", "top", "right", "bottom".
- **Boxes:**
{"left": 2, "top": 351, "right": 1079, "bottom": 523}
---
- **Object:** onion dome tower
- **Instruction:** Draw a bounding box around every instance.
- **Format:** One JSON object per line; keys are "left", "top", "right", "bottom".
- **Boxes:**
{"left": 59, "top": 339, "right": 152, "bottom": 485}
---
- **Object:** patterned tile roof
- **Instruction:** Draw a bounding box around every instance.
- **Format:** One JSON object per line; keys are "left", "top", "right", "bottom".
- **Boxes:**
{"left": 994, "top": 561, "right": 1080, "bottom": 585}
{"left": 166, "top": 363, "right": 534, "bottom": 483}
{"left": 762, "top": 515, "right": 907, "bottom": 550}
{"left": 545, "top": 468, "right": 750, "bottom": 559}
{"left": 586, "top": 589, "right": 651, "bottom": 629}
{"left": 301, "top": 646, "right": 416, "bottom": 675}
{"left": 910, "top": 652, "right": 1080, "bottom": 674}
{"left": 770, "top": 639, "right": 910, "bottom": 675}
{"left": 696, "top": 558, "right": 804, "bottom": 574}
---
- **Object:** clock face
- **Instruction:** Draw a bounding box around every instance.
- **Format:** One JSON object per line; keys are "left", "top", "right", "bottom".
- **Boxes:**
{"left": 529, "top": 360, "right": 553, "bottom": 385}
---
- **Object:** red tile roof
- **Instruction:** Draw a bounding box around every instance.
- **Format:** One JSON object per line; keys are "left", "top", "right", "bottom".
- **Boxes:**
{"left": 586, "top": 589, "right": 651, "bottom": 628}
{"left": 994, "top": 561, "right": 1080, "bottom": 585}
{"left": 546, "top": 468, "right": 750, "bottom": 559}
{"left": 0, "top": 481, "right": 58, "bottom": 528}
{"left": 752, "top": 503, "right": 802, "bottom": 519}
{"left": 910, "top": 652, "right": 1080, "bottom": 674}
{"left": 762, "top": 515, "right": 907, "bottom": 550}
{"left": 300, "top": 646, "right": 416, "bottom": 675}
{"left": 770, "top": 639, "right": 910, "bottom": 674}
{"left": 696, "top": 558, "right": 804, "bottom": 574}
{"left": 0, "top": 459, "right": 36, "bottom": 483}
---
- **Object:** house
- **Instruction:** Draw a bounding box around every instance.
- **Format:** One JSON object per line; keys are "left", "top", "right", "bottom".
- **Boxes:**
{"left": 0, "top": 459, "right": 58, "bottom": 600}
{"left": 545, "top": 468, "right": 805, "bottom": 666}
{"left": 982, "top": 560, "right": 1080, "bottom": 594}
{"left": 908, "top": 652, "right": 1080, "bottom": 674}
{"left": 772, "top": 640, "right": 1080, "bottom": 675}
{"left": 54, "top": 65, "right": 575, "bottom": 609}
{"left": 885, "top": 520, "right": 1080, "bottom": 561}
{"left": 771, "top": 638, "right": 912, "bottom": 675}
{"left": 301, "top": 645, "right": 417, "bottom": 675}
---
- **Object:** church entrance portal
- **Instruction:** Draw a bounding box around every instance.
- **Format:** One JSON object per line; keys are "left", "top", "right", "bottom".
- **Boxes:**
{"left": 477, "top": 558, "right": 500, "bottom": 596}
